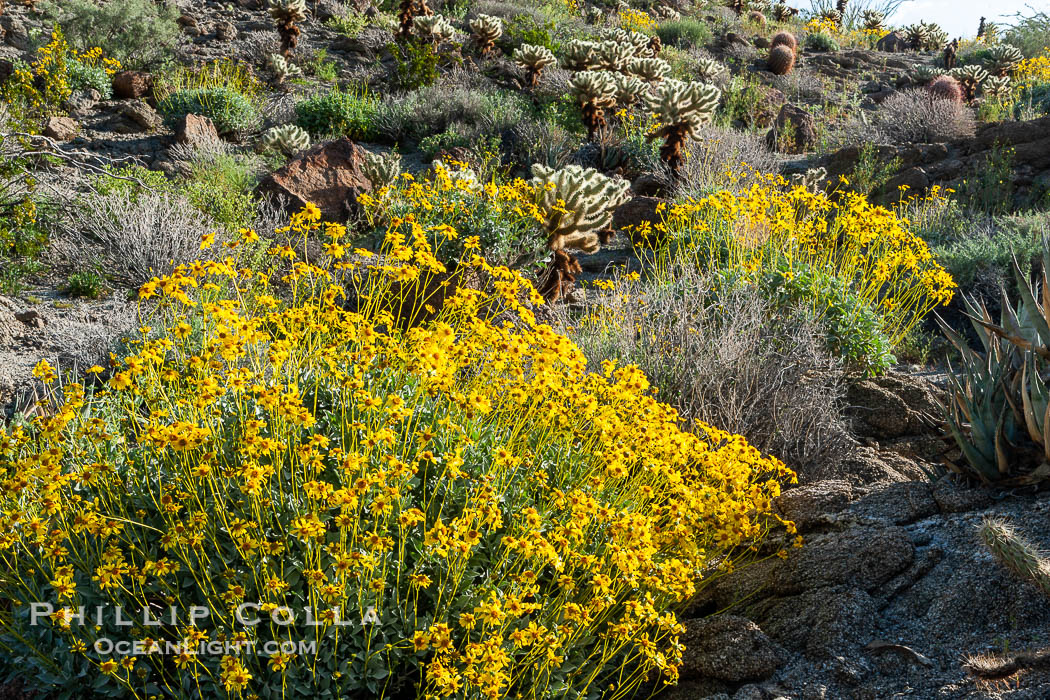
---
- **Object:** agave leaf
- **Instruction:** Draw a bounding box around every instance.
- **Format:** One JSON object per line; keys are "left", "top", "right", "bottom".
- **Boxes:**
{"left": 944, "top": 405, "right": 995, "bottom": 483}
{"left": 936, "top": 314, "right": 980, "bottom": 364}
{"left": 1012, "top": 253, "right": 1050, "bottom": 346}
{"left": 1020, "top": 357, "right": 1044, "bottom": 445}
{"left": 995, "top": 408, "right": 1011, "bottom": 476}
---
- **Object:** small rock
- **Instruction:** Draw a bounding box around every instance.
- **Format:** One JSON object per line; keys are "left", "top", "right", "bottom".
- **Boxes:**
{"left": 679, "top": 615, "right": 787, "bottom": 682}
{"left": 43, "top": 116, "right": 79, "bottom": 141}
{"left": 65, "top": 89, "right": 100, "bottom": 117}
{"left": 255, "top": 138, "right": 375, "bottom": 222}
{"left": 930, "top": 477, "right": 992, "bottom": 513}
{"left": 0, "top": 59, "right": 14, "bottom": 83}
{"left": 775, "top": 480, "right": 854, "bottom": 531}
{"left": 112, "top": 71, "right": 153, "bottom": 100}
{"left": 631, "top": 172, "right": 670, "bottom": 197}
{"left": 0, "top": 14, "right": 30, "bottom": 50}
{"left": 175, "top": 113, "right": 220, "bottom": 148}
{"left": 876, "top": 30, "right": 908, "bottom": 52}
{"left": 612, "top": 196, "right": 666, "bottom": 237}
{"left": 14, "top": 310, "right": 45, "bottom": 329}
{"left": 766, "top": 103, "right": 817, "bottom": 154}
{"left": 215, "top": 21, "right": 238, "bottom": 41}
{"left": 118, "top": 100, "right": 162, "bottom": 132}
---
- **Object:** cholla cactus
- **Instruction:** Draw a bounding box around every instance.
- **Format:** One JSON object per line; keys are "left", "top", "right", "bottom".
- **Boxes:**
{"left": 791, "top": 166, "right": 827, "bottom": 193}
{"left": 267, "top": 53, "right": 302, "bottom": 84}
{"left": 413, "top": 14, "right": 456, "bottom": 44}
{"left": 645, "top": 79, "right": 721, "bottom": 172}
{"left": 261, "top": 124, "right": 310, "bottom": 156}
{"left": 819, "top": 9, "right": 842, "bottom": 27}
{"left": 612, "top": 73, "right": 649, "bottom": 107}
{"left": 695, "top": 58, "right": 726, "bottom": 81}
{"left": 772, "top": 2, "right": 798, "bottom": 21}
{"left": 951, "top": 64, "right": 988, "bottom": 100}
{"left": 912, "top": 65, "right": 943, "bottom": 84}
{"left": 925, "top": 26, "right": 948, "bottom": 51}
{"left": 727, "top": 0, "right": 744, "bottom": 16}
{"left": 529, "top": 163, "right": 631, "bottom": 253}
{"left": 398, "top": 0, "right": 433, "bottom": 41}
{"left": 362, "top": 150, "right": 402, "bottom": 189}
{"left": 861, "top": 10, "right": 885, "bottom": 31}
{"left": 600, "top": 28, "right": 654, "bottom": 58}
{"left": 654, "top": 6, "right": 680, "bottom": 20}
{"left": 562, "top": 39, "right": 601, "bottom": 71}
{"left": 980, "top": 519, "right": 1050, "bottom": 598}
{"left": 626, "top": 57, "right": 671, "bottom": 83}
{"left": 514, "top": 44, "right": 557, "bottom": 88}
{"left": 269, "top": 0, "right": 307, "bottom": 58}
{"left": 982, "top": 75, "right": 1012, "bottom": 100}
{"left": 469, "top": 14, "right": 502, "bottom": 57}
{"left": 984, "top": 43, "right": 1023, "bottom": 77}
{"left": 595, "top": 40, "right": 636, "bottom": 71}
{"left": 944, "top": 38, "right": 958, "bottom": 70}
{"left": 571, "top": 70, "right": 618, "bottom": 139}
{"left": 905, "top": 23, "right": 930, "bottom": 51}
{"left": 584, "top": 6, "right": 604, "bottom": 25}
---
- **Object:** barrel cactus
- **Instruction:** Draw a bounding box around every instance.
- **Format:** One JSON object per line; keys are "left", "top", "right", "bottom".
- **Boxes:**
{"left": 748, "top": 10, "right": 767, "bottom": 26}
{"left": 413, "top": 14, "right": 456, "bottom": 44}
{"left": 529, "top": 163, "right": 631, "bottom": 253}
{"left": 261, "top": 123, "right": 310, "bottom": 156}
{"left": 770, "top": 31, "right": 797, "bottom": 52}
{"left": 984, "top": 43, "right": 1023, "bottom": 77}
{"left": 469, "top": 14, "right": 502, "bottom": 56}
{"left": 950, "top": 64, "right": 988, "bottom": 101}
{"left": 626, "top": 57, "right": 671, "bottom": 83}
{"left": 513, "top": 44, "right": 557, "bottom": 88}
{"left": 926, "top": 74, "right": 963, "bottom": 102}
{"left": 269, "top": 0, "right": 307, "bottom": 58}
{"left": 768, "top": 45, "right": 796, "bottom": 75}
{"left": 362, "top": 150, "right": 402, "bottom": 189}
{"left": 571, "top": 70, "right": 618, "bottom": 139}
{"left": 646, "top": 79, "right": 721, "bottom": 172}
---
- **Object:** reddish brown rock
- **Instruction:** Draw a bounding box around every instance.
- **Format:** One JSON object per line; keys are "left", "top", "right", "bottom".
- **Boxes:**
{"left": 255, "top": 138, "right": 374, "bottom": 222}
{"left": 111, "top": 71, "right": 153, "bottom": 100}
{"left": 766, "top": 103, "right": 817, "bottom": 154}
{"left": 175, "top": 113, "right": 220, "bottom": 148}
{"left": 43, "top": 116, "right": 78, "bottom": 141}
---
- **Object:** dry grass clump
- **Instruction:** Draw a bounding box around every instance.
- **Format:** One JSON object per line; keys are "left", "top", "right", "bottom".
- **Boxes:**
{"left": 869, "top": 89, "right": 976, "bottom": 144}
{"left": 672, "top": 124, "right": 780, "bottom": 197}
{"left": 555, "top": 262, "right": 852, "bottom": 477}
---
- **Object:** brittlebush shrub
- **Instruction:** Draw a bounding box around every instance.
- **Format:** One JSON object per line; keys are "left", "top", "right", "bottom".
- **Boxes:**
{"left": 0, "top": 207, "right": 794, "bottom": 698}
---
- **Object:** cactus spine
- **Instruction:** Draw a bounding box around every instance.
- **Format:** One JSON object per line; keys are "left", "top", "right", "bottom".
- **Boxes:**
{"left": 646, "top": 79, "right": 721, "bottom": 173}
{"left": 980, "top": 518, "right": 1050, "bottom": 598}
{"left": 267, "top": 53, "right": 302, "bottom": 84}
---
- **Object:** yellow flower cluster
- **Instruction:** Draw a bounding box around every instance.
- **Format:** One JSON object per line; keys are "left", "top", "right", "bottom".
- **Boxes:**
{"left": 618, "top": 8, "right": 657, "bottom": 33}
{"left": 1015, "top": 49, "right": 1050, "bottom": 90}
{"left": 633, "top": 173, "right": 956, "bottom": 344}
{"left": 0, "top": 206, "right": 794, "bottom": 698}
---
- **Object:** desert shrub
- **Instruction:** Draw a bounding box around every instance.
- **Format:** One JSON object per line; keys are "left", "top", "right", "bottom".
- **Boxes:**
{"left": 805, "top": 31, "right": 840, "bottom": 51}
{"left": 1004, "top": 9, "right": 1050, "bottom": 58}
{"left": 501, "top": 12, "right": 559, "bottom": 52}
{"left": 66, "top": 58, "right": 113, "bottom": 99}
{"left": 294, "top": 86, "right": 378, "bottom": 138}
{"left": 0, "top": 207, "right": 793, "bottom": 698}
{"left": 40, "top": 0, "right": 179, "bottom": 70}
{"left": 559, "top": 261, "right": 850, "bottom": 476}
{"left": 92, "top": 163, "right": 176, "bottom": 201}
{"left": 64, "top": 268, "right": 106, "bottom": 298}
{"left": 325, "top": 10, "right": 369, "bottom": 37}
{"left": 160, "top": 87, "right": 260, "bottom": 136}
{"left": 181, "top": 153, "right": 259, "bottom": 232}
{"left": 389, "top": 40, "right": 443, "bottom": 90}
{"left": 61, "top": 189, "right": 211, "bottom": 284}
{"left": 756, "top": 260, "right": 896, "bottom": 375}
{"left": 637, "top": 175, "right": 957, "bottom": 345}
{"left": 928, "top": 215, "right": 1046, "bottom": 297}
{"left": 871, "top": 89, "right": 976, "bottom": 144}
{"left": 673, "top": 125, "right": 779, "bottom": 197}
{"left": 359, "top": 161, "right": 546, "bottom": 268}
{"left": 655, "top": 19, "right": 712, "bottom": 49}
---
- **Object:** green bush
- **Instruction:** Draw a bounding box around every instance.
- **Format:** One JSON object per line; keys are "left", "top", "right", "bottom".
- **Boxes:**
{"left": 1003, "top": 9, "right": 1050, "bottom": 58}
{"left": 182, "top": 154, "right": 258, "bottom": 231}
{"left": 757, "top": 261, "right": 896, "bottom": 375}
{"left": 65, "top": 269, "right": 106, "bottom": 298}
{"left": 66, "top": 60, "right": 113, "bottom": 99}
{"left": 502, "top": 13, "right": 559, "bottom": 52}
{"left": 805, "top": 31, "right": 840, "bottom": 51}
{"left": 160, "top": 88, "right": 260, "bottom": 136}
{"left": 41, "top": 0, "right": 179, "bottom": 70}
{"left": 294, "top": 86, "right": 378, "bottom": 138}
{"left": 389, "top": 41, "right": 442, "bottom": 90}
{"left": 655, "top": 19, "right": 712, "bottom": 49}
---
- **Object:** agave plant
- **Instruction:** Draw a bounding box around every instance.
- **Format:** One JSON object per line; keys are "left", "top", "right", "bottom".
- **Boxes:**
{"left": 939, "top": 252, "right": 1050, "bottom": 486}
